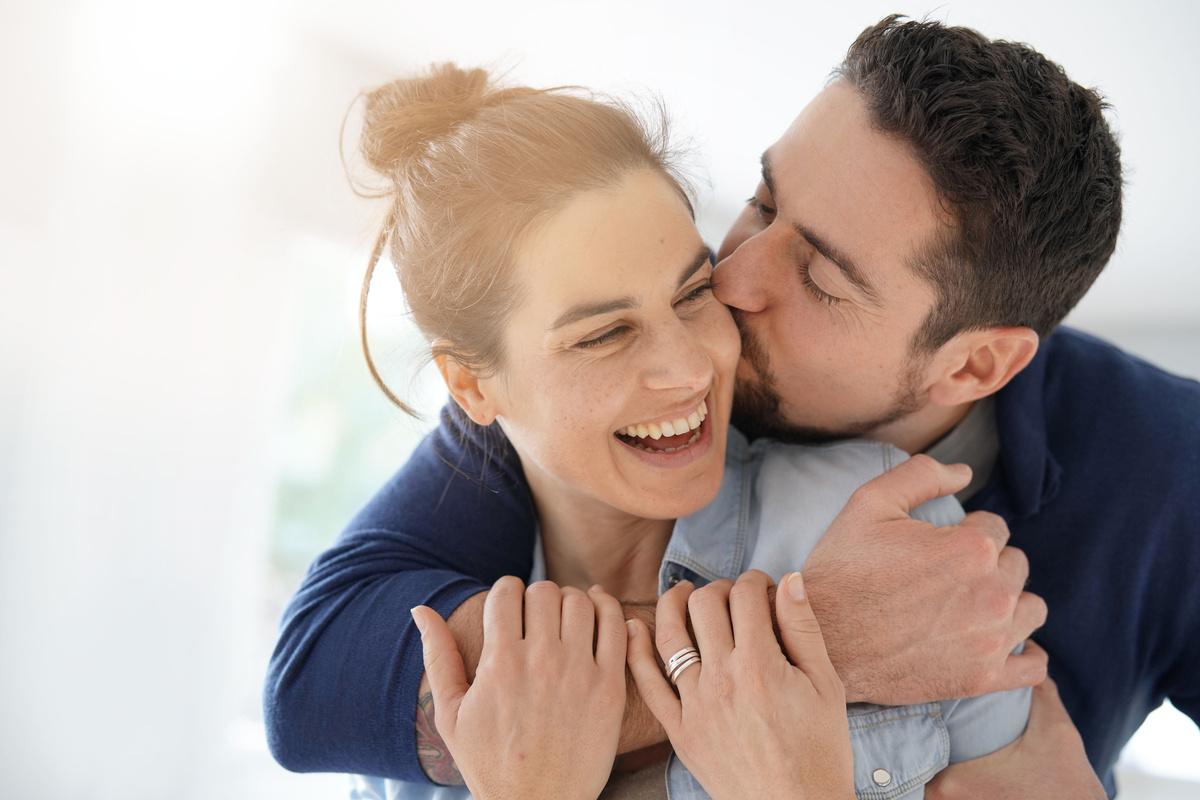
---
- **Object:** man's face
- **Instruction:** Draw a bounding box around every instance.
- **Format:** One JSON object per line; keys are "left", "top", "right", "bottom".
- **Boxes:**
{"left": 715, "top": 82, "right": 947, "bottom": 445}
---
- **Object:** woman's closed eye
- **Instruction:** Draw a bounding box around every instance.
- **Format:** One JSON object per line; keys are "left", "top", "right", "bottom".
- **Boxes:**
{"left": 676, "top": 281, "right": 716, "bottom": 308}
{"left": 575, "top": 325, "right": 630, "bottom": 349}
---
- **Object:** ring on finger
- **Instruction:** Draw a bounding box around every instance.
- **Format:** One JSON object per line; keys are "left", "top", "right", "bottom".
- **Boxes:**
{"left": 666, "top": 646, "right": 702, "bottom": 685}
{"left": 666, "top": 646, "right": 699, "bottom": 671}
{"left": 668, "top": 654, "right": 701, "bottom": 684}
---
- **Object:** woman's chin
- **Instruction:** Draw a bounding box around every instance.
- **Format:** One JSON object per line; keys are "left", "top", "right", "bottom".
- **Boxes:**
{"left": 611, "top": 413, "right": 727, "bottom": 517}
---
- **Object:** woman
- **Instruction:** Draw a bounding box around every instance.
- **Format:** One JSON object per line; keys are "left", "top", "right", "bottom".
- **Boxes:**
{"left": 345, "top": 62, "right": 854, "bottom": 800}
{"left": 320, "top": 63, "right": 1027, "bottom": 800}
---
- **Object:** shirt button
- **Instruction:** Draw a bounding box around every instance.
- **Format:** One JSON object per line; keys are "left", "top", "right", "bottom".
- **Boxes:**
{"left": 872, "top": 768, "right": 892, "bottom": 787}
{"left": 667, "top": 576, "right": 680, "bottom": 588}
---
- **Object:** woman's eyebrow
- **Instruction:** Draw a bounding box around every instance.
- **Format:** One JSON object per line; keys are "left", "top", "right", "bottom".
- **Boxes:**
{"left": 549, "top": 245, "right": 712, "bottom": 332}
{"left": 676, "top": 246, "right": 713, "bottom": 289}
{"left": 549, "top": 297, "right": 637, "bottom": 331}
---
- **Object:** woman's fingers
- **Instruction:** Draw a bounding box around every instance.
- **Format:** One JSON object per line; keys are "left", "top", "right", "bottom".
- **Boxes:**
{"left": 590, "top": 585, "right": 628, "bottom": 670}
{"left": 524, "top": 580, "right": 563, "bottom": 640}
{"left": 560, "top": 585, "right": 596, "bottom": 650}
{"left": 626, "top": 618, "right": 682, "bottom": 730}
{"left": 655, "top": 580, "right": 703, "bottom": 689}
{"left": 688, "top": 578, "right": 735, "bottom": 656}
{"left": 412, "top": 605, "right": 469, "bottom": 740}
{"left": 775, "top": 572, "right": 841, "bottom": 697}
{"left": 483, "top": 575, "right": 525, "bottom": 644}
{"left": 728, "top": 570, "right": 776, "bottom": 649}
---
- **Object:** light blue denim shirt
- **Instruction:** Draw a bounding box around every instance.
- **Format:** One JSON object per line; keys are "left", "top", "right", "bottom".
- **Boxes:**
{"left": 352, "top": 429, "right": 1030, "bottom": 800}
{"left": 660, "top": 429, "right": 1029, "bottom": 799}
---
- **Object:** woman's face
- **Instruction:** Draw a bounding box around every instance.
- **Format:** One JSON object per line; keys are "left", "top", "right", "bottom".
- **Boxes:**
{"left": 478, "top": 170, "right": 740, "bottom": 521}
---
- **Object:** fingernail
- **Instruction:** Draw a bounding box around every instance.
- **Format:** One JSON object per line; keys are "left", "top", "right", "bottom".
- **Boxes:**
{"left": 786, "top": 572, "right": 806, "bottom": 602}
{"left": 626, "top": 620, "right": 637, "bottom": 639}
{"left": 410, "top": 607, "right": 427, "bottom": 634}
{"left": 590, "top": 584, "right": 605, "bottom": 594}
{"left": 951, "top": 462, "right": 971, "bottom": 478}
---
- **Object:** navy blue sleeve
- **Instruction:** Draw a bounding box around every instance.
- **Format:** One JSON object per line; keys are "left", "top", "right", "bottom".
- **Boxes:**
{"left": 263, "top": 403, "right": 536, "bottom": 780}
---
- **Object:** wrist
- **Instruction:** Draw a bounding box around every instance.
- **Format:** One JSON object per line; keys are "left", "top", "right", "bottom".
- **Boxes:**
{"left": 618, "top": 600, "right": 667, "bottom": 752}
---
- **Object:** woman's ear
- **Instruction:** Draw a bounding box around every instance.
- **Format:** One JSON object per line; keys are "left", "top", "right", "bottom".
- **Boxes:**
{"left": 928, "top": 327, "right": 1039, "bottom": 407}
{"left": 435, "top": 353, "right": 499, "bottom": 426}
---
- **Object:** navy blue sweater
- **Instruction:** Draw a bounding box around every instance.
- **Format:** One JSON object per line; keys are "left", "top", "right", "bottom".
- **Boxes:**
{"left": 264, "top": 328, "right": 1200, "bottom": 796}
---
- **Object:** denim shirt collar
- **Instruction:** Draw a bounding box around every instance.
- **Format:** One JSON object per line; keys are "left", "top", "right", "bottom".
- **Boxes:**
{"left": 658, "top": 427, "right": 767, "bottom": 593}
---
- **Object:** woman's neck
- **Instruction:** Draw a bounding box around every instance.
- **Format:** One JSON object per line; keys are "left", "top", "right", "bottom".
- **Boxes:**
{"left": 523, "top": 462, "right": 673, "bottom": 601}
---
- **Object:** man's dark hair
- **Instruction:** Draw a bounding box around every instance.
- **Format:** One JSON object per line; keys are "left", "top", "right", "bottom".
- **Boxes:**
{"left": 836, "top": 15, "right": 1123, "bottom": 351}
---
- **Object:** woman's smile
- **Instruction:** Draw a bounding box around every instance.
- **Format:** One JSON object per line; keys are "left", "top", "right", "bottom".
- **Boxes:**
{"left": 616, "top": 397, "right": 708, "bottom": 454}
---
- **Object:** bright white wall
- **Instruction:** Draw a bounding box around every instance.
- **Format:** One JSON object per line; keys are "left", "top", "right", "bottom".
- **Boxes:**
{"left": 0, "top": 1, "right": 1195, "bottom": 797}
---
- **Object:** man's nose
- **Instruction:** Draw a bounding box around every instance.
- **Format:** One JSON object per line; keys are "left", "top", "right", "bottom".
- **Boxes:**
{"left": 713, "top": 235, "right": 771, "bottom": 313}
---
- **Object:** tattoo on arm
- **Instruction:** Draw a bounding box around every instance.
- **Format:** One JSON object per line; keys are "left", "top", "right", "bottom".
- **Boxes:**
{"left": 415, "top": 690, "right": 464, "bottom": 786}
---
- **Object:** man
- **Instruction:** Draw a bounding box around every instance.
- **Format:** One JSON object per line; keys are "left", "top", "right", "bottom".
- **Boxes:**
{"left": 265, "top": 16, "right": 1199, "bottom": 798}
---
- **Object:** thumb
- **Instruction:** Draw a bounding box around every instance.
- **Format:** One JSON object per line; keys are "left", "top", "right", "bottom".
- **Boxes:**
{"left": 412, "top": 605, "right": 469, "bottom": 739}
{"left": 1027, "top": 674, "right": 1077, "bottom": 738}
{"left": 776, "top": 573, "right": 838, "bottom": 690}
{"left": 850, "top": 454, "right": 971, "bottom": 518}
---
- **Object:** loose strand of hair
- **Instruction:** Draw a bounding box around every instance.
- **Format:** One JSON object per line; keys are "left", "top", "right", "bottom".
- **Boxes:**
{"left": 360, "top": 206, "right": 420, "bottom": 418}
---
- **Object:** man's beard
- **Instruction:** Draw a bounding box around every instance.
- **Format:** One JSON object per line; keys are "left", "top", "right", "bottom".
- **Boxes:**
{"left": 730, "top": 312, "right": 925, "bottom": 445}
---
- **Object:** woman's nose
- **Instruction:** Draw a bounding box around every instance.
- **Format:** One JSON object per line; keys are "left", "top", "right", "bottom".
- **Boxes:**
{"left": 641, "top": 320, "right": 713, "bottom": 394}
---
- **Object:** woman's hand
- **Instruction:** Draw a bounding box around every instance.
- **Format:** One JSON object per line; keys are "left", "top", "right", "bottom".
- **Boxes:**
{"left": 413, "top": 576, "right": 628, "bottom": 800}
{"left": 626, "top": 570, "right": 855, "bottom": 800}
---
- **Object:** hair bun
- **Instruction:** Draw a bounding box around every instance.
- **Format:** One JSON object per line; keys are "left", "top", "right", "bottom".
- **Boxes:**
{"left": 359, "top": 63, "right": 494, "bottom": 179}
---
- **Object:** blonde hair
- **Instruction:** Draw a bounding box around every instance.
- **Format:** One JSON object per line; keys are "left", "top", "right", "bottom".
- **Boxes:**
{"left": 354, "top": 64, "right": 691, "bottom": 415}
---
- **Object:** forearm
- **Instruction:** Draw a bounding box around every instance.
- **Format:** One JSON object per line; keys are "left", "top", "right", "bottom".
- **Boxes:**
{"left": 265, "top": 553, "right": 489, "bottom": 779}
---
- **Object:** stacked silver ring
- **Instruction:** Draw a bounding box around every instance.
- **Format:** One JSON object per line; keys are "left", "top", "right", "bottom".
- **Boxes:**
{"left": 665, "top": 646, "right": 701, "bottom": 685}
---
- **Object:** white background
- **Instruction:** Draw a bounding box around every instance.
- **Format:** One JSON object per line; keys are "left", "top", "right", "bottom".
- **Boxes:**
{"left": 1, "top": 1, "right": 1197, "bottom": 797}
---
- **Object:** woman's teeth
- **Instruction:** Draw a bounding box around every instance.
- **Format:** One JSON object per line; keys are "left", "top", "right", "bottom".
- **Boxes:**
{"left": 616, "top": 400, "right": 708, "bottom": 442}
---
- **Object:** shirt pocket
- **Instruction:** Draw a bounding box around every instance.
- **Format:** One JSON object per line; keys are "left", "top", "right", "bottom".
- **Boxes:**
{"left": 847, "top": 702, "right": 950, "bottom": 800}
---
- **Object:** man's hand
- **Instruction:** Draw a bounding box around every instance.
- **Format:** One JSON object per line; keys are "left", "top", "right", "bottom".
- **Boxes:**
{"left": 803, "top": 455, "right": 1049, "bottom": 704}
{"left": 924, "top": 673, "right": 1106, "bottom": 799}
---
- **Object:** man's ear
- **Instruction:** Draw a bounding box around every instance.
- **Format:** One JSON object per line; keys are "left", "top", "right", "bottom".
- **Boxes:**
{"left": 435, "top": 353, "right": 499, "bottom": 426}
{"left": 928, "top": 327, "right": 1039, "bottom": 407}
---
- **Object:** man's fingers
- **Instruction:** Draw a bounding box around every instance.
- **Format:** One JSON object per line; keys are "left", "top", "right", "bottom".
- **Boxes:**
{"left": 626, "top": 619, "right": 681, "bottom": 733}
{"left": 1010, "top": 591, "right": 1049, "bottom": 648}
{"left": 850, "top": 454, "right": 972, "bottom": 518}
{"left": 413, "top": 606, "right": 469, "bottom": 738}
{"left": 992, "top": 639, "right": 1050, "bottom": 694}
{"left": 997, "top": 545, "right": 1031, "bottom": 589}
{"left": 775, "top": 573, "right": 840, "bottom": 695}
{"left": 959, "top": 509, "right": 1011, "bottom": 549}
{"left": 1027, "top": 673, "right": 1082, "bottom": 740}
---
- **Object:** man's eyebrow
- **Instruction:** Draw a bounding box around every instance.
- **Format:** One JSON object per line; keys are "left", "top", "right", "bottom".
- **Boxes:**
{"left": 793, "top": 222, "right": 882, "bottom": 306}
{"left": 761, "top": 151, "right": 775, "bottom": 198}
{"left": 762, "top": 151, "right": 882, "bottom": 307}
{"left": 550, "top": 245, "right": 713, "bottom": 331}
